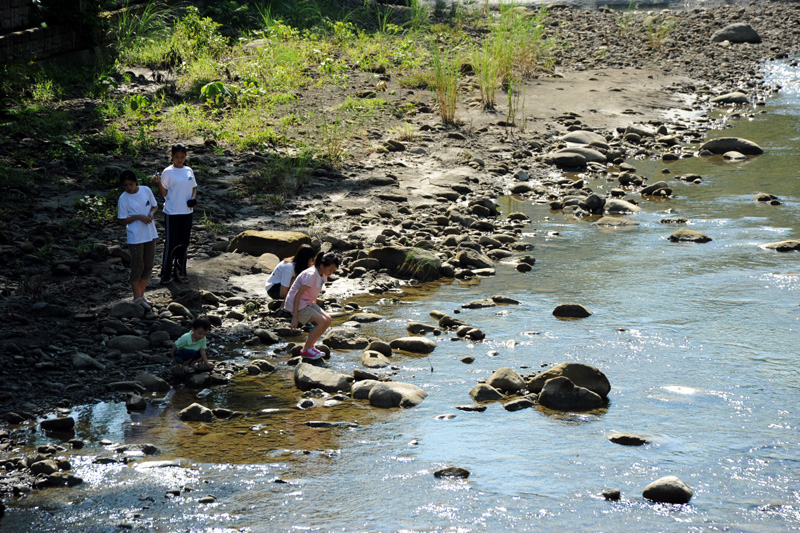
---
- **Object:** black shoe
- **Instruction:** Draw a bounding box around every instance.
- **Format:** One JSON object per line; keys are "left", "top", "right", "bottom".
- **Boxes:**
{"left": 160, "top": 278, "right": 172, "bottom": 286}
{"left": 176, "top": 275, "right": 190, "bottom": 284}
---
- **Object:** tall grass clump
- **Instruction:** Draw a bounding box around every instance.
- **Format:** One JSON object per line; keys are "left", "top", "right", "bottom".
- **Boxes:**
{"left": 618, "top": 1, "right": 638, "bottom": 36}
{"left": 473, "top": 40, "right": 501, "bottom": 110}
{"left": 111, "top": 1, "right": 173, "bottom": 67}
{"left": 492, "top": 4, "right": 556, "bottom": 80}
{"left": 646, "top": 16, "right": 676, "bottom": 49}
{"left": 432, "top": 47, "right": 459, "bottom": 124}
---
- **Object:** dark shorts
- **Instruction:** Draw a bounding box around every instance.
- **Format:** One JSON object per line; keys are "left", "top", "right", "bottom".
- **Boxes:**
{"left": 174, "top": 348, "right": 200, "bottom": 363}
{"left": 267, "top": 283, "right": 283, "bottom": 300}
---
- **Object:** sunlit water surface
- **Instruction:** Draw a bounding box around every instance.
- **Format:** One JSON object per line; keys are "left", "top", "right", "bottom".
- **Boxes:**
{"left": 4, "top": 62, "right": 800, "bottom": 532}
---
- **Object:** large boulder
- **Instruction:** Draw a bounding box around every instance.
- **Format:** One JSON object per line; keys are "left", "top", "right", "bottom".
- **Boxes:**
{"left": 548, "top": 151, "right": 587, "bottom": 168}
{"left": 604, "top": 199, "right": 641, "bottom": 215}
{"left": 668, "top": 229, "right": 712, "bottom": 243}
{"left": 700, "top": 137, "right": 763, "bottom": 155}
{"left": 368, "top": 382, "right": 428, "bottom": 408}
{"left": 368, "top": 246, "right": 410, "bottom": 273}
{"left": 486, "top": 367, "right": 525, "bottom": 393}
{"left": 40, "top": 417, "right": 75, "bottom": 432}
{"left": 538, "top": 376, "right": 604, "bottom": 410}
{"left": 456, "top": 249, "right": 494, "bottom": 269}
{"left": 710, "top": 23, "right": 761, "bottom": 44}
{"left": 398, "top": 248, "right": 442, "bottom": 281}
{"left": 763, "top": 240, "right": 800, "bottom": 252}
{"left": 642, "top": 476, "right": 693, "bottom": 504}
{"left": 135, "top": 371, "right": 170, "bottom": 393}
{"left": 108, "top": 335, "right": 150, "bottom": 353}
{"left": 360, "top": 350, "right": 391, "bottom": 368}
{"left": 527, "top": 362, "right": 611, "bottom": 398}
{"left": 226, "top": 230, "right": 311, "bottom": 258}
{"left": 552, "top": 304, "right": 593, "bottom": 319}
{"left": 561, "top": 130, "right": 609, "bottom": 149}
{"left": 390, "top": 337, "right": 437, "bottom": 354}
{"left": 556, "top": 146, "right": 606, "bottom": 163}
{"left": 179, "top": 403, "right": 215, "bottom": 422}
{"left": 351, "top": 379, "right": 380, "bottom": 399}
{"left": 294, "top": 363, "right": 353, "bottom": 393}
{"left": 469, "top": 383, "right": 505, "bottom": 402}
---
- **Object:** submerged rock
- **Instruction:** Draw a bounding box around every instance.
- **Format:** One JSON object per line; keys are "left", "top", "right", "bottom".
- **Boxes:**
{"left": 668, "top": 229, "right": 712, "bottom": 243}
{"left": 434, "top": 466, "right": 470, "bottom": 479}
{"left": 642, "top": 475, "right": 693, "bottom": 504}
{"left": 552, "top": 304, "right": 593, "bottom": 319}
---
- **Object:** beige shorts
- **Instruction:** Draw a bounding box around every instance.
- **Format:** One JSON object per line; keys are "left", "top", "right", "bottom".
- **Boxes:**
{"left": 297, "top": 303, "right": 323, "bottom": 325}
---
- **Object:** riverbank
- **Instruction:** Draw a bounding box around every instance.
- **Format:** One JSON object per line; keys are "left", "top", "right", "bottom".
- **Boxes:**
{"left": 1, "top": 0, "right": 800, "bottom": 504}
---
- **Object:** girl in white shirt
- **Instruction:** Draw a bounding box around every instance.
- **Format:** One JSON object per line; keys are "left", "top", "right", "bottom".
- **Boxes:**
{"left": 117, "top": 169, "right": 158, "bottom": 310}
{"left": 265, "top": 244, "right": 317, "bottom": 299}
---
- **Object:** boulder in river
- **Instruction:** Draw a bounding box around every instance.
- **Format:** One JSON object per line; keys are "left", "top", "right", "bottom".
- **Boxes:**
{"left": 604, "top": 199, "right": 641, "bottom": 215}
{"left": 762, "top": 240, "right": 800, "bottom": 252}
{"left": 642, "top": 475, "right": 693, "bottom": 504}
{"left": 434, "top": 466, "right": 470, "bottom": 479}
{"left": 179, "top": 403, "right": 215, "bottom": 422}
{"left": 360, "top": 350, "right": 391, "bottom": 368}
{"left": 699, "top": 137, "right": 763, "bottom": 155}
{"left": 390, "top": 336, "right": 437, "bottom": 354}
{"left": 552, "top": 303, "right": 593, "bottom": 319}
{"left": 486, "top": 367, "right": 526, "bottom": 393}
{"left": 538, "top": 376, "right": 604, "bottom": 410}
{"left": 596, "top": 216, "right": 639, "bottom": 228}
{"left": 136, "top": 371, "right": 170, "bottom": 393}
{"left": 294, "top": 362, "right": 353, "bottom": 393}
{"left": 668, "top": 229, "right": 712, "bottom": 243}
{"left": 469, "top": 383, "right": 505, "bottom": 402}
{"left": 527, "top": 362, "right": 611, "bottom": 399}
{"left": 368, "top": 382, "right": 428, "bottom": 408}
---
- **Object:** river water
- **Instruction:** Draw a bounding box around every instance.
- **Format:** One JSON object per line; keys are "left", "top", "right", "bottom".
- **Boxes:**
{"left": 4, "top": 61, "right": 800, "bottom": 532}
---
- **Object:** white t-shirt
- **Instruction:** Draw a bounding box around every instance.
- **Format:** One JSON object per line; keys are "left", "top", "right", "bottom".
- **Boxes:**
{"left": 161, "top": 164, "right": 197, "bottom": 215}
{"left": 283, "top": 266, "right": 325, "bottom": 313}
{"left": 265, "top": 260, "right": 295, "bottom": 291}
{"left": 117, "top": 186, "right": 158, "bottom": 244}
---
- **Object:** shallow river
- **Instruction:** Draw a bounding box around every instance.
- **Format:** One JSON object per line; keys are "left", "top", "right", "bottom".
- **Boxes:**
{"left": 5, "top": 62, "right": 800, "bottom": 532}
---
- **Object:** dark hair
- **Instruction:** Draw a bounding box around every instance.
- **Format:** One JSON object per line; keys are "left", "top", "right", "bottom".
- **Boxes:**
{"left": 119, "top": 169, "right": 137, "bottom": 185}
{"left": 292, "top": 244, "right": 317, "bottom": 276}
{"left": 171, "top": 142, "right": 187, "bottom": 154}
{"left": 314, "top": 251, "right": 340, "bottom": 269}
{"left": 192, "top": 316, "right": 211, "bottom": 331}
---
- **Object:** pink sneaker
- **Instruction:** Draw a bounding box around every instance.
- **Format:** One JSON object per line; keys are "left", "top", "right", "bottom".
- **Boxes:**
{"left": 300, "top": 349, "right": 323, "bottom": 360}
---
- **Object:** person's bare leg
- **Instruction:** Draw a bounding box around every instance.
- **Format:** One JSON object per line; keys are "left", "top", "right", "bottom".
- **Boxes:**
{"left": 303, "top": 313, "right": 331, "bottom": 350}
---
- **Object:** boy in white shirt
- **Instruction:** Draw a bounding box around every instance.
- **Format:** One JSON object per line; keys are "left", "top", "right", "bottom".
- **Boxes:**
{"left": 117, "top": 169, "right": 158, "bottom": 310}
{"left": 153, "top": 143, "right": 196, "bottom": 284}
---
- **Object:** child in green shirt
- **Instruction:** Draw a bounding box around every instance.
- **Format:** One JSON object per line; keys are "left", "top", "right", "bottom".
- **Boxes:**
{"left": 172, "top": 316, "right": 214, "bottom": 370}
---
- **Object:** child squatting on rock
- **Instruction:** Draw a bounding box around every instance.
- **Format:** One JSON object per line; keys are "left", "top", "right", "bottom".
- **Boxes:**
{"left": 153, "top": 142, "right": 197, "bottom": 285}
{"left": 283, "top": 251, "right": 340, "bottom": 361}
{"left": 265, "top": 244, "right": 317, "bottom": 300}
{"left": 117, "top": 169, "right": 158, "bottom": 311}
{"left": 172, "top": 316, "right": 214, "bottom": 370}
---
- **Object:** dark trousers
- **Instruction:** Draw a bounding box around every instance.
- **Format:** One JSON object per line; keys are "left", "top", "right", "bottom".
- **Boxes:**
{"left": 161, "top": 213, "right": 192, "bottom": 280}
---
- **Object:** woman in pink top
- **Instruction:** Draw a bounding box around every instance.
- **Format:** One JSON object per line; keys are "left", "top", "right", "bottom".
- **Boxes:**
{"left": 283, "top": 251, "right": 340, "bottom": 360}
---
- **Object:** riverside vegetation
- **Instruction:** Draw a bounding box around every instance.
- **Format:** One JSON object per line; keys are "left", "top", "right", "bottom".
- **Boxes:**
{"left": 1, "top": 0, "right": 800, "bottom": 506}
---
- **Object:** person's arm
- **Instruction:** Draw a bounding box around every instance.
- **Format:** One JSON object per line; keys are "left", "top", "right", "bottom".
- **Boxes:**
{"left": 153, "top": 172, "right": 168, "bottom": 198}
{"left": 291, "top": 284, "right": 309, "bottom": 328}
{"left": 199, "top": 348, "right": 212, "bottom": 367}
{"left": 279, "top": 284, "right": 290, "bottom": 299}
{"left": 118, "top": 213, "right": 151, "bottom": 226}
{"left": 191, "top": 186, "right": 197, "bottom": 201}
